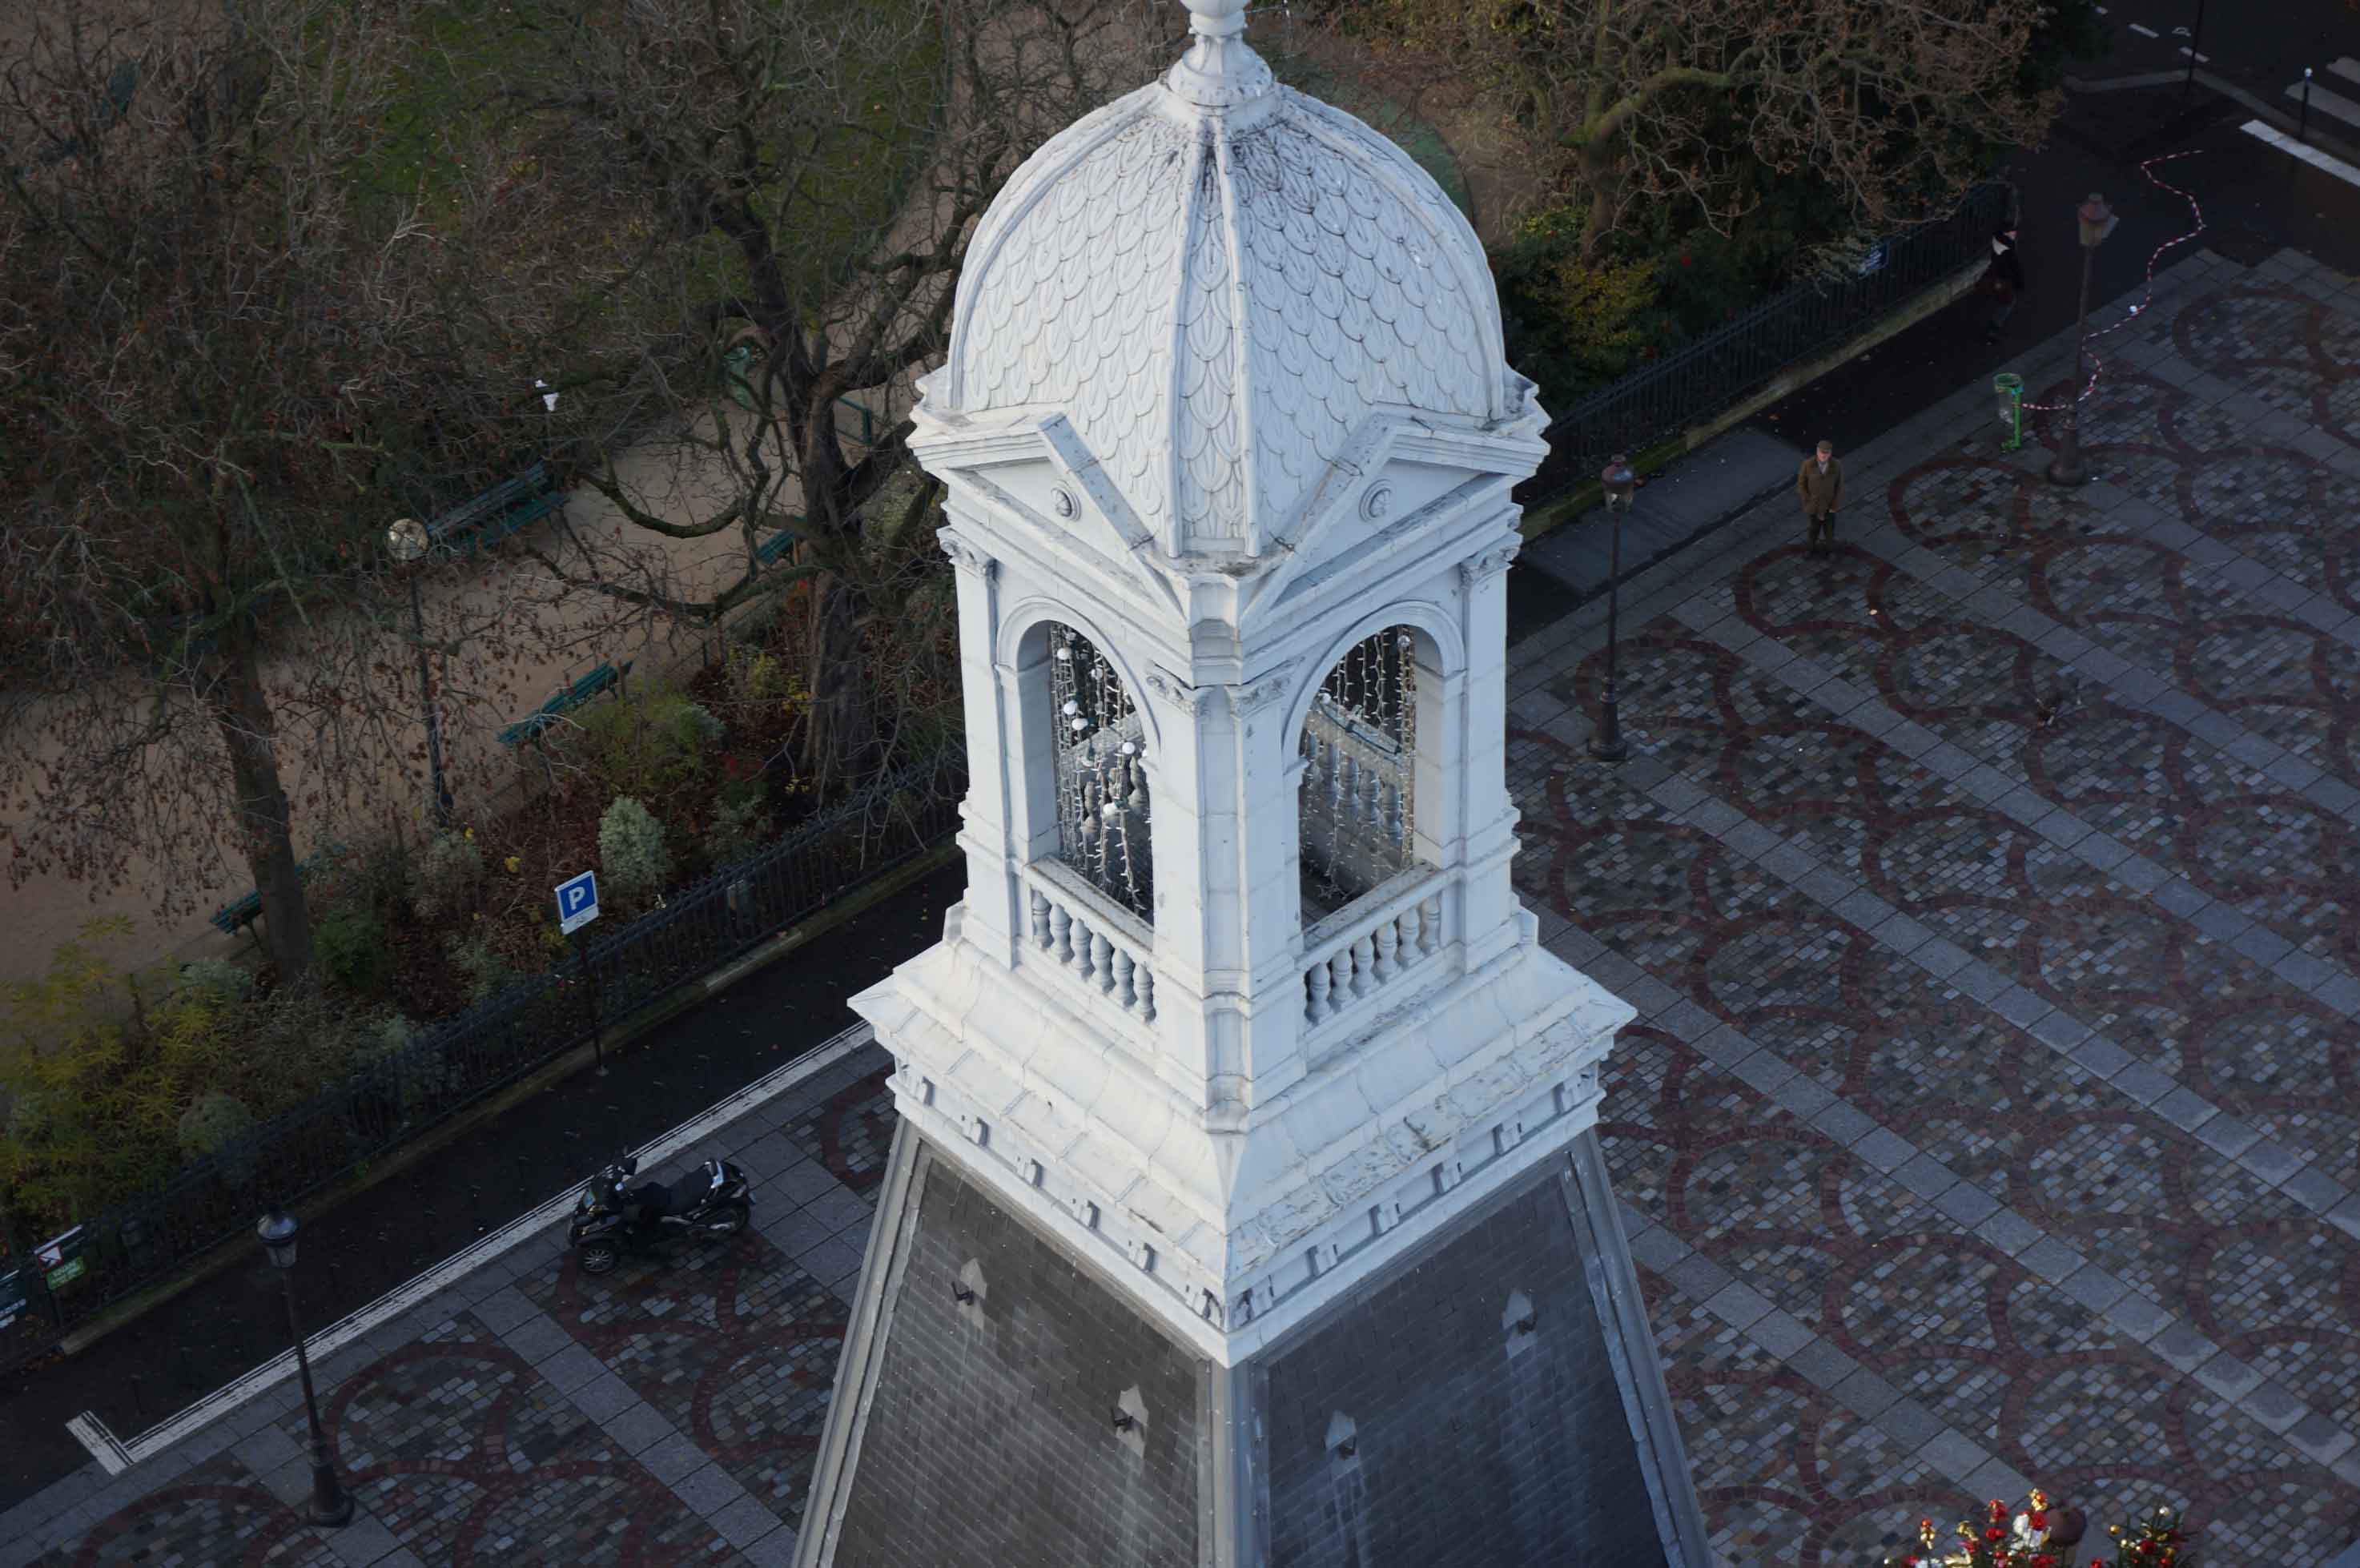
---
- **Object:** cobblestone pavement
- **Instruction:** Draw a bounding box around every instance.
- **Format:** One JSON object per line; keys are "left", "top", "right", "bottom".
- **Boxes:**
{"left": 1506, "top": 247, "right": 2360, "bottom": 1564}
{"left": 10, "top": 249, "right": 2360, "bottom": 1568}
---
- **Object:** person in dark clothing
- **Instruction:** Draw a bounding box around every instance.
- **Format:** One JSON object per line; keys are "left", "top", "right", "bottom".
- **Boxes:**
{"left": 1984, "top": 224, "right": 2025, "bottom": 344}
{"left": 1796, "top": 440, "right": 1846, "bottom": 556}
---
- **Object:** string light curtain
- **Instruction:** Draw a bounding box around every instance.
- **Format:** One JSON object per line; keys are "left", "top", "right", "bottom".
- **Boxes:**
{"left": 1048, "top": 625, "right": 1152, "bottom": 920}
{"left": 1299, "top": 627, "right": 1418, "bottom": 919}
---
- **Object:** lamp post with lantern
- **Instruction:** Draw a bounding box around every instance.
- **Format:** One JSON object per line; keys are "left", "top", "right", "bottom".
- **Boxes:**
{"left": 1590, "top": 455, "right": 1638, "bottom": 762}
{"left": 255, "top": 1208, "right": 354, "bottom": 1528}
{"left": 2046, "top": 192, "right": 2117, "bottom": 488}
{"left": 385, "top": 518, "right": 452, "bottom": 827}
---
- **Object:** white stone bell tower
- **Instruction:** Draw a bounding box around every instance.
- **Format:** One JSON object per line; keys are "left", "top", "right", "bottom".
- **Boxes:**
{"left": 798, "top": 3, "right": 1710, "bottom": 1562}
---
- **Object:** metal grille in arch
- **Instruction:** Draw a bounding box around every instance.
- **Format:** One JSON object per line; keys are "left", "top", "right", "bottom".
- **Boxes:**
{"left": 1300, "top": 626, "right": 1417, "bottom": 919}
{"left": 1049, "top": 625, "right": 1152, "bottom": 921}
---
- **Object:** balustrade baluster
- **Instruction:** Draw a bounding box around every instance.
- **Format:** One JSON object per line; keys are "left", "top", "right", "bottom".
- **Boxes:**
{"left": 1417, "top": 895, "right": 1441, "bottom": 955}
{"left": 1361, "top": 770, "right": 1380, "bottom": 834}
{"left": 1397, "top": 902, "right": 1421, "bottom": 960}
{"left": 1329, "top": 747, "right": 1349, "bottom": 818}
{"left": 1051, "top": 904, "right": 1073, "bottom": 964}
{"left": 1030, "top": 890, "right": 1051, "bottom": 949}
{"left": 1372, "top": 919, "right": 1398, "bottom": 983}
{"left": 1305, "top": 959, "right": 1330, "bottom": 1023}
{"left": 1092, "top": 932, "right": 1115, "bottom": 994}
{"left": 1338, "top": 754, "right": 1359, "bottom": 822}
{"left": 1113, "top": 948, "right": 1136, "bottom": 1010}
{"left": 1328, "top": 951, "right": 1351, "bottom": 1008}
{"left": 1349, "top": 935, "right": 1375, "bottom": 998}
{"left": 1384, "top": 782, "right": 1405, "bottom": 847}
{"left": 1136, "top": 966, "right": 1156, "bottom": 1023}
{"left": 1073, "top": 918, "right": 1097, "bottom": 984}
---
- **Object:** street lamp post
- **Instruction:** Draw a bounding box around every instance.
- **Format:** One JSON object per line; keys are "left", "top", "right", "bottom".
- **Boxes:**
{"left": 386, "top": 518, "right": 452, "bottom": 827}
{"left": 255, "top": 1208, "right": 354, "bottom": 1528}
{"left": 1590, "top": 456, "right": 1638, "bottom": 762}
{"left": 2046, "top": 192, "right": 2118, "bottom": 488}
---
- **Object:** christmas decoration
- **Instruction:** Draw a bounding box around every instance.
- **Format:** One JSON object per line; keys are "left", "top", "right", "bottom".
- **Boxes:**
{"left": 1877, "top": 1493, "right": 2189, "bottom": 1568}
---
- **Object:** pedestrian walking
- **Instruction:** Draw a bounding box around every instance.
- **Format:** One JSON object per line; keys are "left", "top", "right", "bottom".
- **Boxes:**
{"left": 1984, "top": 223, "right": 2025, "bottom": 344}
{"left": 1797, "top": 440, "right": 1845, "bottom": 556}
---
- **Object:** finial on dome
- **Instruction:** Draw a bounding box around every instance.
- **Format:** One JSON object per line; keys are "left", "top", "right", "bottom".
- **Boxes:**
{"left": 1186, "top": 0, "right": 1248, "bottom": 39}
{"left": 1165, "top": 0, "right": 1274, "bottom": 114}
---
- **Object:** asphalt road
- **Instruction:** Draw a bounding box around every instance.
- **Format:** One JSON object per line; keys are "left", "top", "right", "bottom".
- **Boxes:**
{"left": 2082, "top": 0, "right": 2358, "bottom": 141}
{"left": 0, "top": 861, "right": 964, "bottom": 1512}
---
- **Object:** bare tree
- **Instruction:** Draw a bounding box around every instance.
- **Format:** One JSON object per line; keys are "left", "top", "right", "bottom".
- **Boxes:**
{"left": 0, "top": 0, "right": 569, "bottom": 980}
{"left": 446, "top": 0, "right": 1178, "bottom": 790}
{"left": 1328, "top": 0, "right": 2064, "bottom": 256}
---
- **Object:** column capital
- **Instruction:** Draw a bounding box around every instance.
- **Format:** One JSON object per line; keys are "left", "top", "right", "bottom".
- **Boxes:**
{"left": 1457, "top": 542, "right": 1518, "bottom": 588}
{"left": 941, "top": 537, "right": 999, "bottom": 580}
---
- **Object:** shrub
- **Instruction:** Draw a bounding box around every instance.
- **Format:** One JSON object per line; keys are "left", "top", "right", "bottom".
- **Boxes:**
{"left": 176, "top": 1091, "right": 255, "bottom": 1185}
{"left": 599, "top": 795, "right": 673, "bottom": 905}
{"left": 445, "top": 927, "right": 516, "bottom": 1003}
{"left": 368, "top": 1014, "right": 452, "bottom": 1117}
{"left": 314, "top": 905, "right": 391, "bottom": 997}
{"left": 412, "top": 827, "right": 484, "bottom": 922}
{"left": 174, "top": 958, "right": 254, "bottom": 1004}
{"left": 572, "top": 685, "right": 724, "bottom": 801}
{"left": 348, "top": 836, "right": 416, "bottom": 918}
{"left": 705, "top": 793, "right": 772, "bottom": 865}
{"left": 725, "top": 642, "right": 794, "bottom": 706}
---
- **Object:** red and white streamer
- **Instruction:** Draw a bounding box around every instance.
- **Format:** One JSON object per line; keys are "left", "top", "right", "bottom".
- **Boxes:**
{"left": 2017, "top": 151, "right": 2209, "bottom": 414}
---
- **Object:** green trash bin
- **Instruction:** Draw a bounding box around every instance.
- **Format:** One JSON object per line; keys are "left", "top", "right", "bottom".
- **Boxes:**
{"left": 1992, "top": 372, "right": 2024, "bottom": 453}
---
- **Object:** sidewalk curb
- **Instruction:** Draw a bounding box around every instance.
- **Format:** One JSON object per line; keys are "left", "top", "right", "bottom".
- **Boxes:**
{"left": 47, "top": 838, "right": 958, "bottom": 1364}
{"left": 1518, "top": 258, "right": 1990, "bottom": 544}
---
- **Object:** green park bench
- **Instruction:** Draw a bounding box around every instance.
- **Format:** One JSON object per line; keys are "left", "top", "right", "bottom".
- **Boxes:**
{"left": 499, "top": 660, "right": 632, "bottom": 749}
{"left": 209, "top": 842, "right": 344, "bottom": 939}
{"left": 755, "top": 521, "right": 802, "bottom": 566}
{"left": 428, "top": 463, "right": 566, "bottom": 556}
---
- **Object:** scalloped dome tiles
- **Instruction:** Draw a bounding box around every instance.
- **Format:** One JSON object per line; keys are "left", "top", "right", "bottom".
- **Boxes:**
{"left": 937, "top": 33, "right": 1508, "bottom": 557}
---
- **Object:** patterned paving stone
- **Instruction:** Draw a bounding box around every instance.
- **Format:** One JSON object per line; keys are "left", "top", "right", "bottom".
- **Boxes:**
{"left": 23, "top": 1453, "right": 342, "bottom": 1566}
{"left": 1532, "top": 629, "right": 2360, "bottom": 1191}
{"left": 778, "top": 1065, "right": 895, "bottom": 1196}
{"left": 519, "top": 1228, "right": 848, "bottom": 1530}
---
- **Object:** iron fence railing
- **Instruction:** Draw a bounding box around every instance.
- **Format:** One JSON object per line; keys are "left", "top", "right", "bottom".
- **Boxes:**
{"left": 0, "top": 750, "right": 963, "bottom": 1374}
{"left": 1526, "top": 183, "right": 2014, "bottom": 493}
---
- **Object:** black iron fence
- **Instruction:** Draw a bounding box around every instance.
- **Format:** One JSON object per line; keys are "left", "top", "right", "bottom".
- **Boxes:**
{"left": 1523, "top": 182, "right": 2014, "bottom": 498}
{"left": 0, "top": 750, "right": 963, "bottom": 1375}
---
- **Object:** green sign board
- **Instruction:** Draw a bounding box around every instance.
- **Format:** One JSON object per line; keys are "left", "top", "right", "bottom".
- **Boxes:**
{"left": 35, "top": 1226, "right": 87, "bottom": 1292}
{"left": 0, "top": 1268, "right": 27, "bottom": 1333}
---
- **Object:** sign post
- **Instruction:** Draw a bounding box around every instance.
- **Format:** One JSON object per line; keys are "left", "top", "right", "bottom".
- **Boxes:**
{"left": 556, "top": 871, "right": 605, "bottom": 1074}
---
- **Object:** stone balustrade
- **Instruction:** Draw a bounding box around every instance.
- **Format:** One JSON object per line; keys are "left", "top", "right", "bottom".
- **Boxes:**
{"left": 1022, "top": 862, "right": 1158, "bottom": 1023}
{"left": 1300, "top": 867, "right": 1445, "bottom": 1029}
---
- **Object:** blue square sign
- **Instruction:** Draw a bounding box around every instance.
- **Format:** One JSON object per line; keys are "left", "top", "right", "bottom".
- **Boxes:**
{"left": 556, "top": 870, "right": 600, "bottom": 935}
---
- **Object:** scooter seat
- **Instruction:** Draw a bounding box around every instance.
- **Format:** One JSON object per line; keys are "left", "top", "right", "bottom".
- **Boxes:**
{"left": 624, "top": 1176, "right": 703, "bottom": 1218}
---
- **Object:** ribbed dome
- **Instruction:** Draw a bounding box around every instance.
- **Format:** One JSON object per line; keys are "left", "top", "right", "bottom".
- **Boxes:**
{"left": 934, "top": 0, "right": 1510, "bottom": 555}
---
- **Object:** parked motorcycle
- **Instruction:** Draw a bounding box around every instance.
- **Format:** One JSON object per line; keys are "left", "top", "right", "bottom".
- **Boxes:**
{"left": 567, "top": 1153, "right": 754, "bottom": 1275}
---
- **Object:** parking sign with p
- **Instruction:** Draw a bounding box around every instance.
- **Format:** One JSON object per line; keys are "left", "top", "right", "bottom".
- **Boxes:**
{"left": 556, "top": 870, "right": 601, "bottom": 935}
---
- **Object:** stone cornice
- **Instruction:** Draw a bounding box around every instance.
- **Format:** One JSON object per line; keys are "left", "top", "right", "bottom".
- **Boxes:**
{"left": 851, "top": 925, "right": 1630, "bottom": 1364}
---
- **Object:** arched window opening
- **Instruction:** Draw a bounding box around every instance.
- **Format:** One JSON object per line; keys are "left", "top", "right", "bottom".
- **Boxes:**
{"left": 1299, "top": 626, "right": 1417, "bottom": 920}
{"left": 1050, "top": 624, "right": 1152, "bottom": 921}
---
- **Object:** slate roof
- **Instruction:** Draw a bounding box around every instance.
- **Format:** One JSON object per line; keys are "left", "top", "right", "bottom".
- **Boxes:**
{"left": 799, "top": 1124, "right": 1710, "bottom": 1566}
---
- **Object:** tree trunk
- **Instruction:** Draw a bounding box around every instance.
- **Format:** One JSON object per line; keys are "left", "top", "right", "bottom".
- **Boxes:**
{"left": 1575, "top": 141, "right": 1624, "bottom": 257}
{"left": 212, "top": 636, "right": 312, "bottom": 981}
{"left": 799, "top": 569, "right": 875, "bottom": 795}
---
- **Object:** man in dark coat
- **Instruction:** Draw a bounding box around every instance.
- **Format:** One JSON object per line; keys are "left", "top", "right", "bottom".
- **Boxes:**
{"left": 1985, "top": 223, "right": 2025, "bottom": 344}
{"left": 1796, "top": 440, "right": 1845, "bottom": 555}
